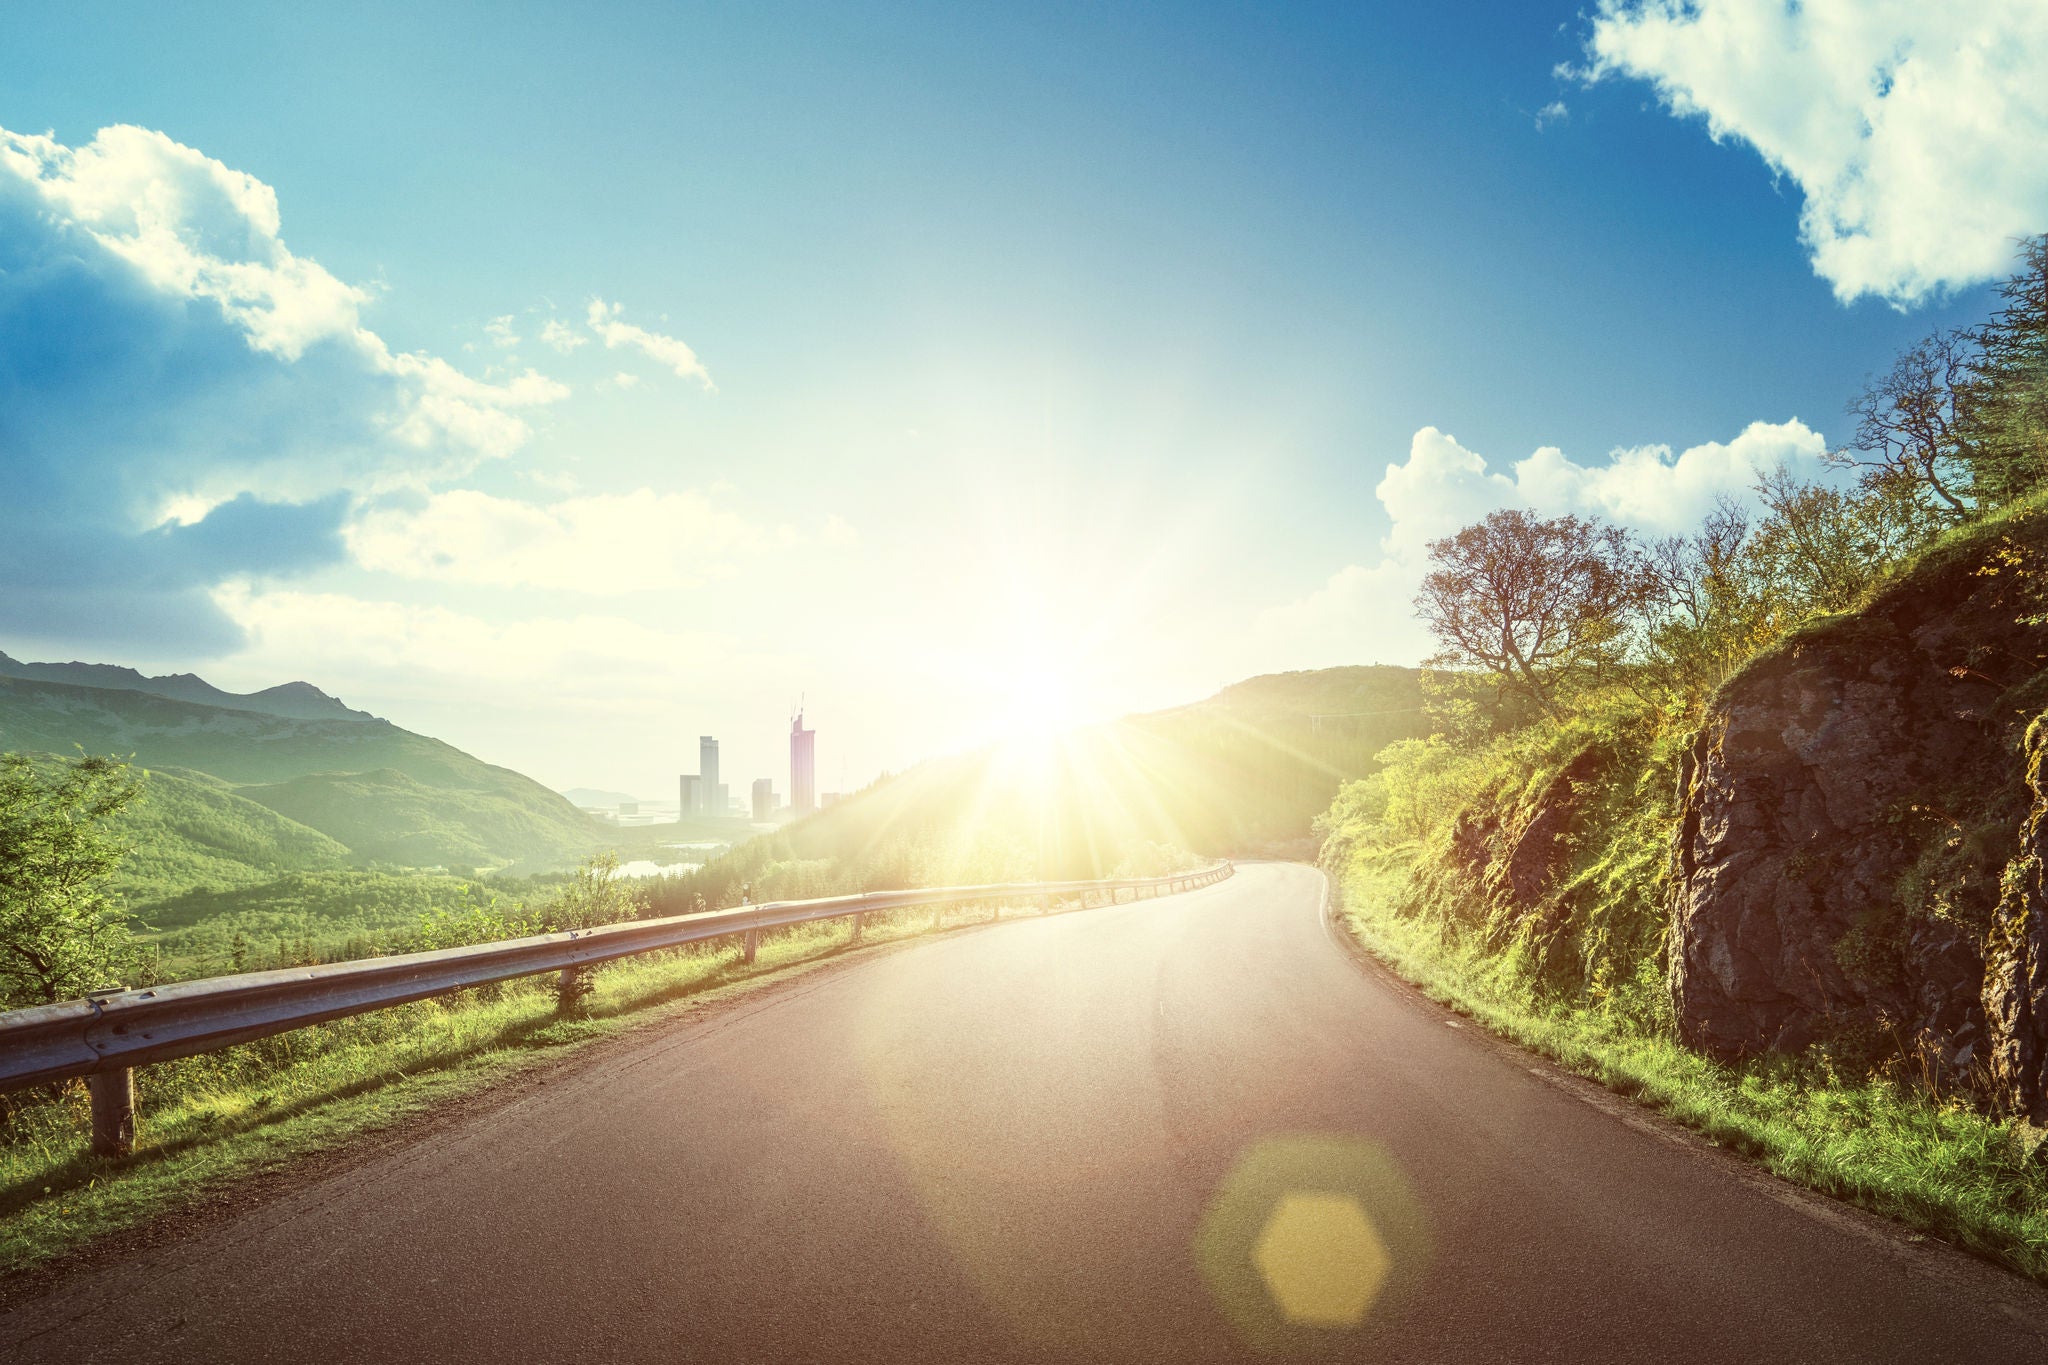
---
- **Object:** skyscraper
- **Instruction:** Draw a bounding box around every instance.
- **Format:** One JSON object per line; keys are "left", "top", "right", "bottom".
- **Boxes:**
{"left": 790, "top": 711, "right": 816, "bottom": 813}
{"left": 751, "top": 777, "right": 775, "bottom": 822}
{"left": 678, "top": 773, "right": 699, "bottom": 817}
{"left": 699, "top": 736, "right": 721, "bottom": 817}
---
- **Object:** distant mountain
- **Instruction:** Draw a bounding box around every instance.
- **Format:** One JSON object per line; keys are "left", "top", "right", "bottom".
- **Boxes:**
{"left": 639, "top": 664, "right": 1431, "bottom": 915}
{"left": 0, "top": 650, "right": 375, "bottom": 722}
{"left": 784, "top": 665, "right": 1427, "bottom": 873}
{"left": 561, "top": 787, "right": 646, "bottom": 809}
{"left": 0, "top": 674, "right": 602, "bottom": 879}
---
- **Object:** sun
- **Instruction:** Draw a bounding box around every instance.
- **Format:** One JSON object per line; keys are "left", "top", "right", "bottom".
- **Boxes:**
{"left": 991, "top": 660, "right": 1085, "bottom": 747}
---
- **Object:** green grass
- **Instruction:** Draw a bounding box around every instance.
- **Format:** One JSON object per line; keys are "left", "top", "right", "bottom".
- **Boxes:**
{"left": 1335, "top": 849, "right": 2048, "bottom": 1281}
{"left": 0, "top": 897, "right": 1033, "bottom": 1275}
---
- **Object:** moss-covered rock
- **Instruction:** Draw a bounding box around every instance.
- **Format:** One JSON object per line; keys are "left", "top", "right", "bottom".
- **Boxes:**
{"left": 1986, "top": 717, "right": 2048, "bottom": 1121}
{"left": 1673, "top": 502, "right": 2048, "bottom": 1080}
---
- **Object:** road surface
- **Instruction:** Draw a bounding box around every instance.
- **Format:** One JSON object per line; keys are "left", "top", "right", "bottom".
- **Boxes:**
{"left": 4, "top": 863, "right": 2045, "bottom": 1363}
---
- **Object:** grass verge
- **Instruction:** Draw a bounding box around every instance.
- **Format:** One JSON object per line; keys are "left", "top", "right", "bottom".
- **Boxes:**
{"left": 1335, "top": 850, "right": 2048, "bottom": 1282}
{"left": 0, "top": 898, "right": 1032, "bottom": 1277}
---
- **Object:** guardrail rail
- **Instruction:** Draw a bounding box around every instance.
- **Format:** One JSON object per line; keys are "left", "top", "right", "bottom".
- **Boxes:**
{"left": 0, "top": 861, "right": 1234, "bottom": 1154}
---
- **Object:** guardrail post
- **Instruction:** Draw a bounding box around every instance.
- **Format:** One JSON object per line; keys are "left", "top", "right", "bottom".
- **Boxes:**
{"left": 556, "top": 964, "right": 593, "bottom": 1016}
{"left": 741, "top": 928, "right": 758, "bottom": 964}
{"left": 850, "top": 912, "right": 864, "bottom": 945}
{"left": 89, "top": 1068, "right": 136, "bottom": 1158}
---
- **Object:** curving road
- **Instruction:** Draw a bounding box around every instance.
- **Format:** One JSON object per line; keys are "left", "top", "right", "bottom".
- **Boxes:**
{"left": 4, "top": 863, "right": 2046, "bottom": 1363}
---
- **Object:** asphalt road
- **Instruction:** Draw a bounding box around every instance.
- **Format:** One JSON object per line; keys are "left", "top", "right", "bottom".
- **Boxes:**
{"left": 5, "top": 863, "right": 2047, "bottom": 1363}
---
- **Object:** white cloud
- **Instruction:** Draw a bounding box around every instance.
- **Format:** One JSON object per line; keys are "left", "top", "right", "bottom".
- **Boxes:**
{"left": 0, "top": 123, "right": 568, "bottom": 489}
{"left": 1374, "top": 426, "right": 1516, "bottom": 556}
{"left": 207, "top": 582, "right": 820, "bottom": 791}
{"left": 347, "top": 487, "right": 776, "bottom": 592}
{"left": 1582, "top": 0, "right": 2048, "bottom": 305}
{"left": 0, "top": 121, "right": 573, "bottom": 649}
{"left": 1250, "top": 559, "right": 1440, "bottom": 671}
{"left": 539, "top": 319, "right": 587, "bottom": 353}
{"left": 0, "top": 124, "right": 361, "bottom": 361}
{"left": 215, "top": 583, "right": 720, "bottom": 694}
{"left": 1508, "top": 418, "right": 1825, "bottom": 532}
{"left": 1536, "top": 100, "right": 1570, "bottom": 130}
{"left": 484, "top": 315, "right": 519, "bottom": 348}
{"left": 821, "top": 514, "right": 861, "bottom": 549}
{"left": 1258, "top": 418, "right": 1829, "bottom": 663}
{"left": 586, "top": 298, "right": 713, "bottom": 387}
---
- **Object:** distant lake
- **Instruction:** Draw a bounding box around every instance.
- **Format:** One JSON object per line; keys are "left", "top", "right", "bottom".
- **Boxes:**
{"left": 612, "top": 859, "right": 707, "bottom": 879}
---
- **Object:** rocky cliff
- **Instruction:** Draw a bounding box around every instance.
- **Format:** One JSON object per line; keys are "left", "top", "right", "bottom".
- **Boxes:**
{"left": 1987, "top": 720, "right": 2048, "bottom": 1121}
{"left": 1672, "top": 505, "right": 2048, "bottom": 1103}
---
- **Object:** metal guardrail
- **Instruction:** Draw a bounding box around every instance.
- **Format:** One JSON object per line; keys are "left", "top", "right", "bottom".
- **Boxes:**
{"left": 0, "top": 861, "right": 1233, "bottom": 1153}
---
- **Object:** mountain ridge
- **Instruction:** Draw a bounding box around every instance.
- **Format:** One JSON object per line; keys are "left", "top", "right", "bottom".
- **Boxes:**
{"left": 0, "top": 649, "right": 376, "bottom": 723}
{"left": 0, "top": 671, "right": 600, "bottom": 879}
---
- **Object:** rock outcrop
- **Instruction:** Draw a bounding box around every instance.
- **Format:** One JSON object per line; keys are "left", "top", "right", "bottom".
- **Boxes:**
{"left": 1986, "top": 719, "right": 2048, "bottom": 1121}
{"left": 1672, "top": 515, "right": 2048, "bottom": 1086}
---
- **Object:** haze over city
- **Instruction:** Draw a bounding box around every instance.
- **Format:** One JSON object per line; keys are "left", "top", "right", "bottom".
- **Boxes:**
{"left": 6, "top": 3, "right": 2039, "bottom": 796}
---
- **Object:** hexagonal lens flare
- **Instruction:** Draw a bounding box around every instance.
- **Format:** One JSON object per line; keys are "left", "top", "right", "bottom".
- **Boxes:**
{"left": 1251, "top": 1192, "right": 1392, "bottom": 1327}
{"left": 1194, "top": 1133, "right": 1429, "bottom": 1351}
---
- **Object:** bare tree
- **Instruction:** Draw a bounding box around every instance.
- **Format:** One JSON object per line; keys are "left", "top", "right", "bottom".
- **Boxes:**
{"left": 1416, "top": 509, "right": 1649, "bottom": 720}
{"left": 1832, "top": 329, "right": 1974, "bottom": 519}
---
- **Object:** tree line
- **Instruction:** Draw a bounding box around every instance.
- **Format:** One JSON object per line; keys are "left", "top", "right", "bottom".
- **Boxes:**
{"left": 1418, "top": 236, "right": 2048, "bottom": 733}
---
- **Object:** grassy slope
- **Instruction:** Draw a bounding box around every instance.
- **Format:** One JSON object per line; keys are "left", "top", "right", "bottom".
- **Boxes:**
{"left": 1318, "top": 503, "right": 2048, "bottom": 1280}
{"left": 1330, "top": 853, "right": 2048, "bottom": 1280}
{"left": 138, "top": 872, "right": 495, "bottom": 978}
{"left": 0, "top": 676, "right": 600, "bottom": 871}
{"left": 106, "top": 766, "right": 354, "bottom": 907}
{"left": 237, "top": 768, "right": 596, "bottom": 870}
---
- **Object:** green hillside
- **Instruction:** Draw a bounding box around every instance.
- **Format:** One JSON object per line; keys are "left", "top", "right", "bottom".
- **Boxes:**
{"left": 239, "top": 768, "right": 599, "bottom": 870}
{"left": 1121, "top": 664, "right": 1428, "bottom": 848}
{"left": 137, "top": 871, "right": 496, "bottom": 977}
{"left": 0, "top": 675, "right": 601, "bottom": 875}
{"left": 106, "top": 766, "right": 354, "bottom": 905}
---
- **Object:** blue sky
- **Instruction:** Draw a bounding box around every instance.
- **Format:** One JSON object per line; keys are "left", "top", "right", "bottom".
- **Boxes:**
{"left": 2, "top": 2, "right": 2043, "bottom": 797}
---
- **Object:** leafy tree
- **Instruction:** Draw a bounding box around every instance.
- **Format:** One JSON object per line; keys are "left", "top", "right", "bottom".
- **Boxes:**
{"left": 1834, "top": 329, "right": 1975, "bottom": 519}
{"left": 541, "top": 852, "right": 636, "bottom": 930}
{"left": 1960, "top": 234, "right": 2048, "bottom": 507}
{"left": 1416, "top": 509, "right": 1650, "bottom": 719}
{"left": 0, "top": 754, "right": 143, "bottom": 1007}
{"left": 1746, "top": 463, "right": 1941, "bottom": 616}
{"left": 1633, "top": 499, "right": 1774, "bottom": 713}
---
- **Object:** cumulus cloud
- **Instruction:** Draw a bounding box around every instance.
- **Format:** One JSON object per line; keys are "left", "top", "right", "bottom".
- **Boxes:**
{"left": 347, "top": 488, "right": 785, "bottom": 592}
{"left": 209, "top": 583, "right": 807, "bottom": 756}
{"left": 217, "top": 583, "right": 714, "bottom": 690}
{"left": 484, "top": 315, "right": 520, "bottom": 348}
{"left": 0, "top": 122, "right": 568, "bottom": 649}
{"left": 1258, "top": 418, "right": 1829, "bottom": 663}
{"left": 1581, "top": 0, "right": 2048, "bottom": 305}
{"left": 538, "top": 318, "right": 587, "bottom": 353}
{"left": 586, "top": 299, "right": 713, "bottom": 387}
